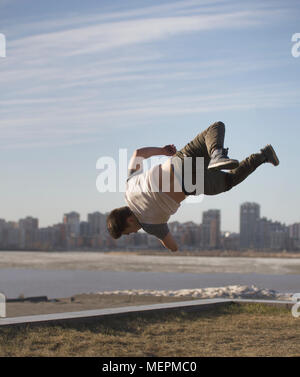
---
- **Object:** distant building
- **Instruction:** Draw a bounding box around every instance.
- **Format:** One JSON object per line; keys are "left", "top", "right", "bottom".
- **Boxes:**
{"left": 5, "top": 221, "right": 19, "bottom": 249}
{"left": 289, "top": 223, "right": 300, "bottom": 239}
{"left": 289, "top": 223, "right": 300, "bottom": 250}
{"left": 63, "top": 211, "right": 80, "bottom": 237}
{"left": 0, "top": 219, "right": 5, "bottom": 246}
{"left": 269, "top": 221, "right": 289, "bottom": 251}
{"left": 18, "top": 216, "right": 39, "bottom": 249}
{"left": 63, "top": 211, "right": 80, "bottom": 249}
{"left": 202, "top": 210, "right": 221, "bottom": 249}
{"left": 87, "top": 211, "right": 106, "bottom": 236}
{"left": 80, "top": 221, "right": 90, "bottom": 237}
{"left": 256, "top": 216, "right": 272, "bottom": 250}
{"left": 0, "top": 205, "right": 297, "bottom": 252}
{"left": 36, "top": 226, "right": 57, "bottom": 250}
{"left": 19, "top": 216, "right": 38, "bottom": 230}
{"left": 240, "top": 202, "right": 260, "bottom": 249}
{"left": 222, "top": 231, "right": 240, "bottom": 250}
{"left": 179, "top": 221, "right": 201, "bottom": 248}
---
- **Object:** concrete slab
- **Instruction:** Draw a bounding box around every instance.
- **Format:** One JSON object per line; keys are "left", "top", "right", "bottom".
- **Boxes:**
{"left": 231, "top": 298, "right": 293, "bottom": 306}
{"left": 0, "top": 298, "right": 231, "bottom": 327}
{"left": 0, "top": 298, "right": 293, "bottom": 328}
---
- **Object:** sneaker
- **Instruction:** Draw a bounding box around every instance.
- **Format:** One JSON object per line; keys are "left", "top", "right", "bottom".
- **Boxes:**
{"left": 260, "top": 144, "right": 280, "bottom": 166}
{"left": 208, "top": 147, "right": 239, "bottom": 170}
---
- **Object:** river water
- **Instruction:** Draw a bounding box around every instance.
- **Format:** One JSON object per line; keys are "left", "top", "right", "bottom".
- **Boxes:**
{"left": 0, "top": 268, "right": 299, "bottom": 299}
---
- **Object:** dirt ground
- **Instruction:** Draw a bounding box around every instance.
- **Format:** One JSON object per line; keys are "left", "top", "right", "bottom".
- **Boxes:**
{"left": 6, "top": 294, "right": 197, "bottom": 317}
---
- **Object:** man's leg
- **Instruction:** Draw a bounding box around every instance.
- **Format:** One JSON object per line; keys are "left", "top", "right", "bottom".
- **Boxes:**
{"left": 176, "top": 121, "right": 226, "bottom": 165}
{"left": 176, "top": 121, "right": 238, "bottom": 171}
{"left": 225, "top": 150, "right": 272, "bottom": 191}
{"left": 175, "top": 121, "right": 236, "bottom": 195}
{"left": 175, "top": 121, "right": 223, "bottom": 195}
{"left": 179, "top": 153, "right": 267, "bottom": 197}
{"left": 194, "top": 145, "right": 279, "bottom": 195}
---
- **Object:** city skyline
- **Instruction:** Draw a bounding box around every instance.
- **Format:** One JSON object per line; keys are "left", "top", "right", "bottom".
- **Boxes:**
{"left": 1, "top": 201, "right": 299, "bottom": 251}
{"left": 0, "top": 200, "right": 297, "bottom": 232}
{"left": 1, "top": 0, "right": 300, "bottom": 232}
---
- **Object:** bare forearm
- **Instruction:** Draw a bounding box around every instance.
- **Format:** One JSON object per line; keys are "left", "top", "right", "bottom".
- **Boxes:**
{"left": 136, "top": 147, "right": 164, "bottom": 159}
{"left": 136, "top": 144, "right": 177, "bottom": 159}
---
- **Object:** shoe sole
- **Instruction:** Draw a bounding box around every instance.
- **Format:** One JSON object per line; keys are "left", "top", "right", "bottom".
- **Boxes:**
{"left": 208, "top": 160, "right": 239, "bottom": 171}
{"left": 266, "top": 144, "right": 280, "bottom": 166}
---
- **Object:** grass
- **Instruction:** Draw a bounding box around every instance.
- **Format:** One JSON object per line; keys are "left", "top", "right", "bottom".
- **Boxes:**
{"left": 0, "top": 303, "right": 299, "bottom": 357}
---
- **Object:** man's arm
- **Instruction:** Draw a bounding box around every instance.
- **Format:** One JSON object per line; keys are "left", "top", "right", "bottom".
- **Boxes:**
{"left": 136, "top": 145, "right": 177, "bottom": 159}
{"left": 160, "top": 231, "right": 178, "bottom": 252}
{"left": 135, "top": 147, "right": 164, "bottom": 159}
{"left": 128, "top": 147, "right": 163, "bottom": 177}
{"left": 139, "top": 223, "right": 178, "bottom": 252}
{"left": 128, "top": 145, "right": 177, "bottom": 178}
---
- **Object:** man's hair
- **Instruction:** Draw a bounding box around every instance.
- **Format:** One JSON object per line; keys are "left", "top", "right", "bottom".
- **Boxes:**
{"left": 106, "top": 206, "right": 133, "bottom": 239}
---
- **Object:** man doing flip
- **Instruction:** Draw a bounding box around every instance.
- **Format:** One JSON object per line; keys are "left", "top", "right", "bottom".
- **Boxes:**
{"left": 107, "top": 121, "right": 279, "bottom": 252}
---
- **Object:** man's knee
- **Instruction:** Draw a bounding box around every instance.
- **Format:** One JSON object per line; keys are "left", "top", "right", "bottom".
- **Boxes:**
{"left": 212, "top": 121, "right": 225, "bottom": 129}
{"left": 206, "top": 121, "right": 225, "bottom": 137}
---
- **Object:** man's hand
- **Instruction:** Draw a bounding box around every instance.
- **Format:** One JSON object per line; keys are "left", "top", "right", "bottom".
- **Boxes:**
{"left": 162, "top": 144, "right": 177, "bottom": 156}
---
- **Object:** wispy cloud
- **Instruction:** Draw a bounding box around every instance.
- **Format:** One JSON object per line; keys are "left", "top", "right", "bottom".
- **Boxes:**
{"left": 8, "top": 9, "right": 281, "bottom": 59}
{"left": 1, "top": 82, "right": 298, "bottom": 149}
{"left": 1, "top": 0, "right": 297, "bottom": 149}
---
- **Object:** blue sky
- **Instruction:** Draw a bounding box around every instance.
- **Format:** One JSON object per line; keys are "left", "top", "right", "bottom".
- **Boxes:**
{"left": 0, "top": 0, "right": 299, "bottom": 232}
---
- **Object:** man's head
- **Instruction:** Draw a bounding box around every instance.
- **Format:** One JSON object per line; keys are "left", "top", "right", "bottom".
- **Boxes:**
{"left": 106, "top": 206, "right": 142, "bottom": 239}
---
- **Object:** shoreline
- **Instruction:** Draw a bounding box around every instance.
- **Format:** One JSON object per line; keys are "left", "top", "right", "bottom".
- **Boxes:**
{"left": 0, "top": 251, "right": 300, "bottom": 274}
{"left": 5, "top": 284, "right": 293, "bottom": 318}
{"left": 1, "top": 249, "right": 300, "bottom": 258}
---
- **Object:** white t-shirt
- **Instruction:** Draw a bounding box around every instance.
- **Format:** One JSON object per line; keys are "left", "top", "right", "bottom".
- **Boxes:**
{"left": 124, "top": 155, "right": 185, "bottom": 239}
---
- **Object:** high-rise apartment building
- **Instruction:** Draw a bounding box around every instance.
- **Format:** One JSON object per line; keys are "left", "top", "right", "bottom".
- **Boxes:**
{"left": 63, "top": 211, "right": 80, "bottom": 237}
{"left": 18, "top": 216, "right": 39, "bottom": 249}
{"left": 87, "top": 211, "right": 106, "bottom": 236}
{"left": 202, "top": 209, "right": 221, "bottom": 249}
{"left": 289, "top": 223, "right": 300, "bottom": 250}
{"left": 240, "top": 202, "right": 260, "bottom": 249}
